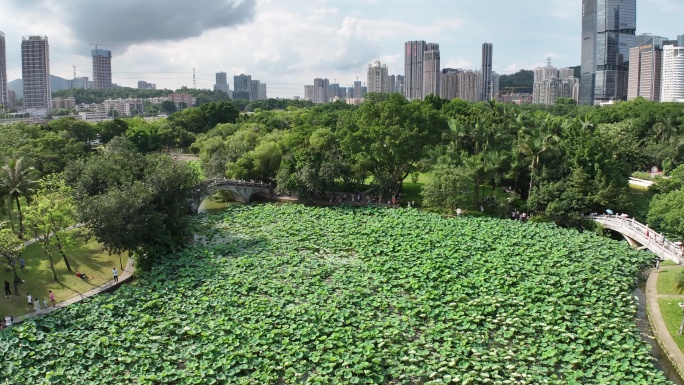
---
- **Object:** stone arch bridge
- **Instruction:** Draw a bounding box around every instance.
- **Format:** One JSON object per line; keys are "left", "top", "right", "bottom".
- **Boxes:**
{"left": 590, "top": 215, "right": 683, "bottom": 264}
{"left": 193, "top": 178, "right": 273, "bottom": 211}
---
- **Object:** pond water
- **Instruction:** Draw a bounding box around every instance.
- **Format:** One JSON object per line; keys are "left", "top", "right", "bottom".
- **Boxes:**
{"left": 634, "top": 285, "right": 684, "bottom": 384}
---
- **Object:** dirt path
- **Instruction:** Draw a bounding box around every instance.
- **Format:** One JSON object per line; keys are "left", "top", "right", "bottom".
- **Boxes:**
{"left": 646, "top": 265, "right": 684, "bottom": 378}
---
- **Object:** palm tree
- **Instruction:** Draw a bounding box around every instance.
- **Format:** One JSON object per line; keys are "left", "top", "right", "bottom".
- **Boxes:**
{"left": 1, "top": 158, "right": 39, "bottom": 240}
{"left": 516, "top": 114, "right": 560, "bottom": 200}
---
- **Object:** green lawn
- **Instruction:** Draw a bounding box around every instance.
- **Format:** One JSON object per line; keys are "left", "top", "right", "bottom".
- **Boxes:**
{"left": 657, "top": 298, "right": 684, "bottom": 353}
{"left": 0, "top": 237, "right": 126, "bottom": 319}
{"left": 657, "top": 266, "right": 684, "bottom": 295}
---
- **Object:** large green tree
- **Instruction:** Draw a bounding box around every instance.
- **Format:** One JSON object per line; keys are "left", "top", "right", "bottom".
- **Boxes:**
{"left": 67, "top": 139, "right": 203, "bottom": 270}
{"left": 1, "top": 158, "right": 39, "bottom": 239}
{"left": 0, "top": 224, "right": 23, "bottom": 295}
{"left": 340, "top": 93, "right": 446, "bottom": 194}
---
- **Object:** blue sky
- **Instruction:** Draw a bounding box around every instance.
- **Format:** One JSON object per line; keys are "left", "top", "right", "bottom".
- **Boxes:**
{"left": 1, "top": 0, "right": 683, "bottom": 97}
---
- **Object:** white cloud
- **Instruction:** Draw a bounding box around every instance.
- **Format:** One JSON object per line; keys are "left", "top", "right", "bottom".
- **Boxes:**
{"left": 0, "top": 0, "right": 680, "bottom": 97}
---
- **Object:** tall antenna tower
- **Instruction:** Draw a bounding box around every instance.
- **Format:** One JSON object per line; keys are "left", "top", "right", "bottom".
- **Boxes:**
{"left": 73, "top": 65, "right": 76, "bottom": 79}
{"left": 546, "top": 57, "right": 552, "bottom": 67}
{"left": 193, "top": 68, "right": 196, "bottom": 89}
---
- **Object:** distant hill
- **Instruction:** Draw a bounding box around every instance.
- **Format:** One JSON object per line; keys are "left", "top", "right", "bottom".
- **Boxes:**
{"left": 499, "top": 65, "right": 581, "bottom": 94}
{"left": 499, "top": 70, "right": 534, "bottom": 94}
{"left": 7, "top": 75, "right": 71, "bottom": 98}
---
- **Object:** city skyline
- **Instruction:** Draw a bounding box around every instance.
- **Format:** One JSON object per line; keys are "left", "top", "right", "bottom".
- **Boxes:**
{"left": 0, "top": 0, "right": 682, "bottom": 98}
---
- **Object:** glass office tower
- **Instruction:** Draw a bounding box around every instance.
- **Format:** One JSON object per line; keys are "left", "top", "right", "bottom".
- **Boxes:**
{"left": 579, "top": 0, "right": 636, "bottom": 105}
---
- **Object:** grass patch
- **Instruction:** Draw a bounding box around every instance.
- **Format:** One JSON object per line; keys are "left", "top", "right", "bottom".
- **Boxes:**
{"left": 656, "top": 267, "right": 684, "bottom": 295}
{"left": 0, "top": 237, "right": 126, "bottom": 319}
{"left": 661, "top": 260, "right": 680, "bottom": 267}
{"left": 657, "top": 298, "right": 684, "bottom": 353}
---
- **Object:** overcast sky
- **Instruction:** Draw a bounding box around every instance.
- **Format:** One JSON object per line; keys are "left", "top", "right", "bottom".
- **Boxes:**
{"left": 1, "top": 0, "right": 683, "bottom": 98}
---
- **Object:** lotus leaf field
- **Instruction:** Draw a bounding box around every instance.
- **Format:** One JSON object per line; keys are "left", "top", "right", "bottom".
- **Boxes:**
{"left": 0, "top": 205, "right": 673, "bottom": 384}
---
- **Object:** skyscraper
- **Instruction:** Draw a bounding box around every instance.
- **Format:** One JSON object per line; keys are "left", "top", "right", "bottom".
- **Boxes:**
{"left": 579, "top": 0, "right": 637, "bottom": 105}
{"left": 481, "top": 43, "right": 494, "bottom": 101}
{"left": 0, "top": 31, "right": 7, "bottom": 109}
{"left": 214, "top": 72, "right": 229, "bottom": 93}
{"left": 367, "top": 60, "right": 390, "bottom": 93}
{"left": 661, "top": 36, "right": 684, "bottom": 102}
{"left": 423, "top": 44, "right": 441, "bottom": 98}
{"left": 21, "top": 35, "right": 51, "bottom": 111}
{"left": 404, "top": 41, "right": 426, "bottom": 100}
{"left": 627, "top": 36, "right": 668, "bottom": 101}
{"left": 92, "top": 49, "right": 112, "bottom": 89}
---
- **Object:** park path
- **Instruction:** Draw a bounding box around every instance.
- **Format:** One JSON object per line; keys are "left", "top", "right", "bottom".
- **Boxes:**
{"left": 13, "top": 257, "right": 135, "bottom": 324}
{"left": 645, "top": 265, "right": 684, "bottom": 378}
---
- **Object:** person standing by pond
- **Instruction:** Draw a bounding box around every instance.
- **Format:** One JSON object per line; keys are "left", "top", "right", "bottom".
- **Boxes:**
{"left": 4, "top": 280, "right": 10, "bottom": 297}
{"left": 112, "top": 267, "right": 119, "bottom": 283}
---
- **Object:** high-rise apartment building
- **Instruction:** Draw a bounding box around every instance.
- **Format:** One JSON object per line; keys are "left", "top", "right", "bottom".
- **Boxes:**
{"left": 0, "top": 31, "right": 7, "bottom": 109}
{"left": 404, "top": 41, "right": 426, "bottom": 100}
{"left": 661, "top": 35, "right": 684, "bottom": 102}
{"left": 137, "top": 81, "right": 156, "bottom": 90}
{"left": 423, "top": 45, "right": 441, "bottom": 98}
{"left": 579, "top": 0, "right": 636, "bottom": 105}
{"left": 367, "top": 60, "right": 391, "bottom": 93}
{"left": 627, "top": 37, "right": 667, "bottom": 101}
{"left": 70, "top": 77, "right": 89, "bottom": 89}
{"left": 233, "top": 74, "right": 252, "bottom": 100}
{"left": 440, "top": 68, "right": 481, "bottom": 102}
{"left": 21, "top": 35, "right": 51, "bottom": 111}
{"left": 440, "top": 68, "right": 460, "bottom": 100}
{"left": 313, "top": 78, "right": 330, "bottom": 104}
{"left": 481, "top": 43, "right": 494, "bottom": 101}
{"left": 533, "top": 64, "right": 580, "bottom": 105}
{"left": 258, "top": 83, "right": 267, "bottom": 101}
{"left": 214, "top": 72, "right": 229, "bottom": 93}
{"left": 393, "top": 75, "right": 404, "bottom": 93}
{"left": 92, "top": 49, "right": 112, "bottom": 89}
{"left": 250, "top": 80, "right": 260, "bottom": 101}
{"left": 304, "top": 85, "right": 314, "bottom": 101}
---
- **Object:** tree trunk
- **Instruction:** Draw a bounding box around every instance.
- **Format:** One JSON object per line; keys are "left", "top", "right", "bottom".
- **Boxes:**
{"left": 15, "top": 195, "right": 24, "bottom": 240}
{"left": 54, "top": 232, "right": 72, "bottom": 272}
{"left": 7, "top": 199, "right": 15, "bottom": 233}
{"left": 528, "top": 157, "right": 538, "bottom": 202}
{"left": 39, "top": 236, "right": 58, "bottom": 282}
{"left": 11, "top": 255, "right": 20, "bottom": 295}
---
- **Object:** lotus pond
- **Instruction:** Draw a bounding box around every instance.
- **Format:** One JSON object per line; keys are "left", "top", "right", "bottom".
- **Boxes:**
{"left": 0, "top": 205, "right": 673, "bottom": 384}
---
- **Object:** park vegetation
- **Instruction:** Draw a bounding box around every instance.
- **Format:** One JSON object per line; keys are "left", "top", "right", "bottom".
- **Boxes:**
{"left": 2, "top": 97, "right": 684, "bottom": 259}
{"left": 0, "top": 204, "right": 673, "bottom": 384}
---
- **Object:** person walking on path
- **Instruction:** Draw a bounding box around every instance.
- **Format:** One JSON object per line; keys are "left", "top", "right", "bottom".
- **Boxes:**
{"left": 4, "top": 280, "right": 10, "bottom": 297}
{"left": 34, "top": 298, "right": 41, "bottom": 313}
{"left": 112, "top": 267, "right": 119, "bottom": 283}
{"left": 49, "top": 290, "right": 55, "bottom": 306}
{"left": 26, "top": 293, "right": 32, "bottom": 310}
{"left": 655, "top": 258, "right": 661, "bottom": 270}
{"left": 20, "top": 257, "right": 25, "bottom": 270}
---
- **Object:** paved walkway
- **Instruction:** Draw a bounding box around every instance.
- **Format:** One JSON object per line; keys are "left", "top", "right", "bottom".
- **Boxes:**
{"left": 645, "top": 265, "right": 684, "bottom": 378}
{"left": 12, "top": 257, "right": 135, "bottom": 324}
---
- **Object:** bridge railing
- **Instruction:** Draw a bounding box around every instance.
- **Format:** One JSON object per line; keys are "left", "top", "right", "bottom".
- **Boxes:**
{"left": 590, "top": 214, "right": 683, "bottom": 264}
{"left": 206, "top": 178, "right": 273, "bottom": 189}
